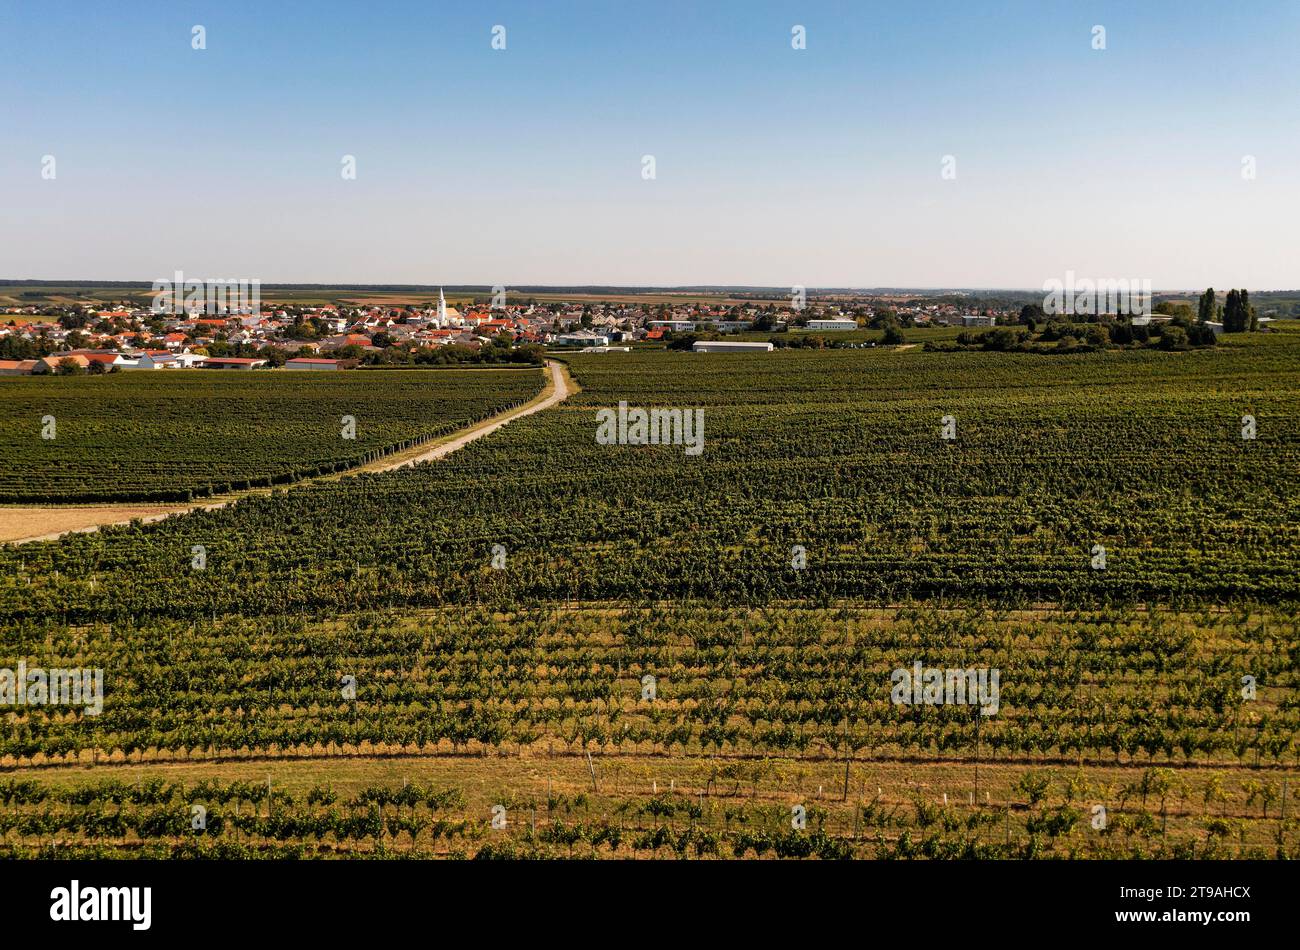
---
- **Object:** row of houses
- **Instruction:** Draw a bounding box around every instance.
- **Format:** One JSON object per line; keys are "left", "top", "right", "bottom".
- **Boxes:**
{"left": 4, "top": 290, "right": 1006, "bottom": 366}
{"left": 0, "top": 290, "right": 556, "bottom": 360}
{"left": 0, "top": 351, "right": 348, "bottom": 375}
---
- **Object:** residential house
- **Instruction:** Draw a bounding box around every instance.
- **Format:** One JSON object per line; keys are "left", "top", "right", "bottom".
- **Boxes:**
{"left": 128, "top": 350, "right": 181, "bottom": 370}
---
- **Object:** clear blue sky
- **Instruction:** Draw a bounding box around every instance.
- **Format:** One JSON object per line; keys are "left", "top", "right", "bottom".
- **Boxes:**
{"left": 2, "top": 0, "right": 1297, "bottom": 288}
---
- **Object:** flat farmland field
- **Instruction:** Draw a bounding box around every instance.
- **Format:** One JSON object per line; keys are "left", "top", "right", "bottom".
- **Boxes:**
{"left": 0, "top": 283, "right": 757, "bottom": 309}
{"left": 12, "top": 336, "right": 1295, "bottom": 614}
{"left": 0, "top": 605, "right": 1294, "bottom": 859}
{"left": 0, "top": 368, "right": 545, "bottom": 502}
{"left": 2, "top": 336, "right": 1298, "bottom": 860}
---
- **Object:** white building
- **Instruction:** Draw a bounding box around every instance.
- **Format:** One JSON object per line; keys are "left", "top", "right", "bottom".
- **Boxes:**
{"left": 961, "top": 314, "right": 997, "bottom": 327}
{"left": 199, "top": 357, "right": 266, "bottom": 370}
{"left": 692, "top": 340, "right": 774, "bottom": 353}
{"left": 806, "top": 318, "right": 858, "bottom": 331}
{"left": 285, "top": 357, "right": 344, "bottom": 370}
{"left": 556, "top": 331, "right": 610, "bottom": 347}
{"left": 124, "top": 351, "right": 179, "bottom": 370}
{"left": 173, "top": 351, "right": 207, "bottom": 368}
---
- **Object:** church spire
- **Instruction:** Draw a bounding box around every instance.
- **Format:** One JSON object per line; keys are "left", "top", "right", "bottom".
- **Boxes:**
{"left": 438, "top": 287, "right": 447, "bottom": 323}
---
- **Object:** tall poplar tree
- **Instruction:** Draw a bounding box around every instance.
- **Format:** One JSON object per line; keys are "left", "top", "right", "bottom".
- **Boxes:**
{"left": 1197, "top": 287, "right": 1215, "bottom": 324}
{"left": 1223, "top": 289, "right": 1245, "bottom": 332}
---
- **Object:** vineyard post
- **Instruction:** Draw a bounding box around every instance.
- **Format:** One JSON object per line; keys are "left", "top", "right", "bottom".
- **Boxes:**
{"left": 841, "top": 719, "right": 851, "bottom": 802}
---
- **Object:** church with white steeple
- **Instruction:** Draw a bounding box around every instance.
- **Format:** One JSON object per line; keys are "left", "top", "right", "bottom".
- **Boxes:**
{"left": 426, "top": 287, "right": 461, "bottom": 328}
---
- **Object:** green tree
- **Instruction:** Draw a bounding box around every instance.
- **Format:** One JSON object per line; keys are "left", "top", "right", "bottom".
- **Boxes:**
{"left": 1019, "top": 303, "right": 1046, "bottom": 326}
{"left": 1186, "top": 322, "right": 1218, "bottom": 346}
{"left": 1222, "top": 290, "right": 1238, "bottom": 331}
{"left": 259, "top": 348, "right": 287, "bottom": 368}
{"left": 1158, "top": 325, "right": 1189, "bottom": 350}
{"left": 1222, "top": 289, "right": 1252, "bottom": 332}
{"left": 1196, "top": 287, "right": 1215, "bottom": 324}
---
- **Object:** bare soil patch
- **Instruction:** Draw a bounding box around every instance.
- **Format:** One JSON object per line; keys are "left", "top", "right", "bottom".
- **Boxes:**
{"left": 0, "top": 504, "right": 187, "bottom": 543}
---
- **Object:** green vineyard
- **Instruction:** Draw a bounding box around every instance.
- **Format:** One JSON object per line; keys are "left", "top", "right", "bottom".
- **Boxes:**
{"left": 0, "top": 606, "right": 1295, "bottom": 766}
{"left": 0, "top": 368, "right": 545, "bottom": 502}
{"left": 3, "top": 332, "right": 1298, "bottom": 859}
{"left": 4, "top": 334, "right": 1299, "bottom": 617}
{"left": 0, "top": 763, "right": 1289, "bottom": 860}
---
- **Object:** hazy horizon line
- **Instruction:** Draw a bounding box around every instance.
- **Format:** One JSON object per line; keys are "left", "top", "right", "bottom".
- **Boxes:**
{"left": 4, "top": 279, "right": 1295, "bottom": 295}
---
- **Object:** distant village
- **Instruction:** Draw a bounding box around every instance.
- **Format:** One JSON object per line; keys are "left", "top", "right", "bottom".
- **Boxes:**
{"left": 25, "top": 285, "right": 1268, "bottom": 379}
{"left": 0, "top": 289, "right": 1029, "bottom": 376}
